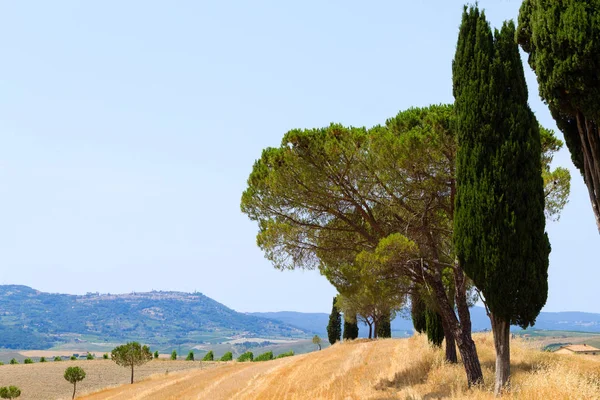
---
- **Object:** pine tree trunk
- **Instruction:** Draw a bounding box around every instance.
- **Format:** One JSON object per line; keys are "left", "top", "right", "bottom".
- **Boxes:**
{"left": 367, "top": 322, "right": 372, "bottom": 339}
{"left": 373, "top": 320, "right": 379, "bottom": 339}
{"left": 72, "top": 382, "right": 76, "bottom": 400}
{"left": 429, "top": 265, "right": 483, "bottom": 386}
{"left": 491, "top": 314, "right": 510, "bottom": 396}
{"left": 576, "top": 112, "right": 600, "bottom": 233}
{"left": 131, "top": 364, "right": 134, "bottom": 384}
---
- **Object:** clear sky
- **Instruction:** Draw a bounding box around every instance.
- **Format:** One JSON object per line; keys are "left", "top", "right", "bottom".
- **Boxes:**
{"left": 1, "top": 1, "right": 597, "bottom": 314}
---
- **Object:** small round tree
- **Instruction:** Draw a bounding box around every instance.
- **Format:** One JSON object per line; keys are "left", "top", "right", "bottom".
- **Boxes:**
{"left": 64, "top": 366, "right": 86, "bottom": 400}
{"left": 103, "top": 353, "right": 109, "bottom": 360}
{"left": 9, "top": 359, "right": 17, "bottom": 365}
{"left": 219, "top": 352, "right": 233, "bottom": 361}
{"left": 86, "top": 353, "right": 94, "bottom": 360}
{"left": 39, "top": 357, "right": 46, "bottom": 363}
{"left": 170, "top": 350, "right": 177, "bottom": 360}
{"left": 70, "top": 356, "right": 77, "bottom": 361}
{"left": 0, "top": 386, "right": 21, "bottom": 399}
{"left": 23, "top": 359, "right": 33, "bottom": 364}
{"left": 202, "top": 351, "right": 214, "bottom": 361}
{"left": 111, "top": 342, "right": 153, "bottom": 384}
{"left": 312, "top": 335, "right": 322, "bottom": 351}
{"left": 153, "top": 351, "right": 159, "bottom": 359}
{"left": 53, "top": 356, "right": 62, "bottom": 362}
{"left": 185, "top": 351, "right": 194, "bottom": 361}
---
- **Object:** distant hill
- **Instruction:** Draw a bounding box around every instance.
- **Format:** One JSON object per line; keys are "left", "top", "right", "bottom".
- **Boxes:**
{"left": 252, "top": 307, "right": 600, "bottom": 337}
{"left": 0, "top": 285, "right": 310, "bottom": 350}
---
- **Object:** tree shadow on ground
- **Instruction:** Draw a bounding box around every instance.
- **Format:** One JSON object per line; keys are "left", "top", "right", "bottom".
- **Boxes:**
{"left": 375, "top": 357, "right": 433, "bottom": 391}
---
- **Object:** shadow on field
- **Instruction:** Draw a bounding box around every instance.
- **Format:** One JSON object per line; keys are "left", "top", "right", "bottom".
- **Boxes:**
{"left": 374, "top": 357, "right": 433, "bottom": 391}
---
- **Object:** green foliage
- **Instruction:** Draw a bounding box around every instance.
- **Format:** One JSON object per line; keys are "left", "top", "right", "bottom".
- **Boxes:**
{"left": 23, "top": 358, "right": 33, "bottom": 364}
{"left": 410, "top": 293, "right": 427, "bottom": 334}
{"left": 312, "top": 335, "right": 322, "bottom": 351}
{"left": 111, "top": 342, "right": 152, "bottom": 384}
{"left": 70, "top": 356, "right": 77, "bottom": 361}
{"left": 103, "top": 353, "right": 109, "bottom": 360}
{"left": 111, "top": 342, "right": 153, "bottom": 367}
{"left": 0, "top": 386, "right": 21, "bottom": 399}
{"left": 275, "top": 350, "right": 294, "bottom": 359}
{"left": 64, "top": 366, "right": 86, "bottom": 384}
{"left": 237, "top": 352, "right": 253, "bottom": 362}
{"left": 453, "top": 6, "right": 550, "bottom": 329}
{"left": 64, "top": 366, "right": 86, "bottom": 399}
{"left": 342, "top": 313, "right": 359, "bottom": 340}
{"left": 253, "top": 351, "right": 273, "bottom": 362}
{"left": 202, "top": 351, "right": 214, "bottom": 361}
{"left": 9, "top": 359, "right": 17, "bottom": 365}
{"left": 185, "top": 351, "right": 194, "bottom": 361}
{"left": 39, "top": 357, "right": 46, "bottom": 363}
{"left": 425, "top": 309, "right": 444, "bottom": 347}
{"left": 170, "top": 350, "right": 177, "bottom": 360}
{"left": 0, "top": 362, "right": 3, "bottom": 366}
{"left": 86, "top": 353, "right": 94, "bottom": 360}
{"left": 53, "top": 356, "right": 62, "bottom": 362}
{"left": 219, "top": 352, "right": 233, "bottom": 361}
{"left": 376, "top": 314, "right": 391, "bottom": 339}
{"left": 517, "top": 0, "right": 599, "bottom": 172}
{"left": 517, "top": 0, "right": 599, "bottom": 228}
{"left": 153, "top": 351, "right": 159, "bottom": 359}
{"left": 327, "top": 297, "right": 342, "bottom": 345}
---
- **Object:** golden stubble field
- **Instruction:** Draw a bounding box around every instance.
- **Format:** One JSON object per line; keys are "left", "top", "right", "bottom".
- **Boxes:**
{"left": 73, "top": 334, "right": 600, "bottom": 400}
{"left": 0, "top": 359, "right": 217, "bottom": 400}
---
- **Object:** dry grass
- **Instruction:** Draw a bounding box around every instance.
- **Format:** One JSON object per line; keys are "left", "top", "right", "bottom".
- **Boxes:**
{"left": 0, "top": 359, "right": 218, "bottom": 400}
{"left": 8, "top": 334, "right": 600, "bottom": 399}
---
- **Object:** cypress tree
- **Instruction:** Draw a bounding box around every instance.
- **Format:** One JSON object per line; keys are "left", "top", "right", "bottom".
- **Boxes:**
{"left": 342, "top": 314, "right": 359, "bottom": 340}
{"left": 517, "top": 0, "right": 600, "bottom": 232}
{"left": 326, "top": 297, "right": 342, "bottom": 345}
{"left": 453, "top": 6, "right": 550, "bottom": 395}
{"left": 425, "top": 309, "right": 444, "bottom": 348}
{"left": 410, "top": 293, "right": 427, "bottom": 334}
{"left": 376, "top": 313, "right": 391, "bottom": 339}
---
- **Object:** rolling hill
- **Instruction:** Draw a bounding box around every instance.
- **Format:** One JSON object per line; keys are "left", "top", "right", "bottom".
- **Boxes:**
{"left": 76, "top": 334, "right": 600, "bottom": 400}
{"left": 0, "top": 285, "right": 310, "bottom": 350}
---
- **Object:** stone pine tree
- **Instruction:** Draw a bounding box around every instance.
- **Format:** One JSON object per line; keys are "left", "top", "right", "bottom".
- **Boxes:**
{"left": 64, "top": 366, "right": 86, "bottom": 400}
{"left": 326, "top": 297, "right": 342, "bottom": 345}
{"left": 111, "top": 342, "right": 153, "bottom": 384}
{"left": 453, "top": 6, "right": 550, "bottom": 395}
{"left": 518, "top": 0, "right": 600, "bottom": 232}
{"left": 342, "top": 314, "right": 359, "bottom": 340}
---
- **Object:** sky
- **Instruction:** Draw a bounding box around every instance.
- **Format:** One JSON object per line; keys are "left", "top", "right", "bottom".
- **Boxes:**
{"left": 0, "top": 1, "right": 597, "bottom": 314}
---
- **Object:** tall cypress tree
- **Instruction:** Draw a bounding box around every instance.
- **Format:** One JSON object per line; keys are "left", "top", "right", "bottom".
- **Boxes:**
{"left": 410, "top": 293, "right": 427, "bottom": 334}
{"left": 342, "top": 314, "right": 359, "bottom": 340}
{"left": 453, "top": 6, "right": 550, "bottom": 395}
{"left": 517, "top": 0, "right": 600, "bottom": 232}
{"left": 326, "top": 297, "right": 342, "bottom": 345}
{"left": 425, "top": 309, "right": 444, "bottom": 348}
{"left": 376, "top": 313, "right": 391, "bottom": 339}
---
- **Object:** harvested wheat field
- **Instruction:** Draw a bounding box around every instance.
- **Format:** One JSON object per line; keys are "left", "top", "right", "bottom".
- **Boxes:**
{"left": 0, "top": 360, "right": 216, "bottom": 400}
{"left": 77, "top": 334, "right": 600, "bottom": 400}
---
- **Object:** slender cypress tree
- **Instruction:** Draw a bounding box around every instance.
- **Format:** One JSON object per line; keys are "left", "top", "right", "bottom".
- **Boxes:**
{"left": 326, "top": 297, "right": 342, "bottom": 345}
{"left": 410, "top": 293, "right": 427, "bottom": 334}
{"left": 376, "top": 313, "right": 391, "bottom": 339}
{"left": 425, "top": 309, "right": 444, "bottom": 348}
{"left": 453, "top": 6, "right": 550, "bottom": 395}
{"left": 342, "top": 314, "right": 359, "bottom": 340}
{"left": 517, "top": 0, "right": 600, "bottom": 232}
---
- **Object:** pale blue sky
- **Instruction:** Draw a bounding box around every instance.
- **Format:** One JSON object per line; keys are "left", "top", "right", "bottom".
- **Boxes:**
{"left": 0, "top": 1, "right": 597, "bottom": 313}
